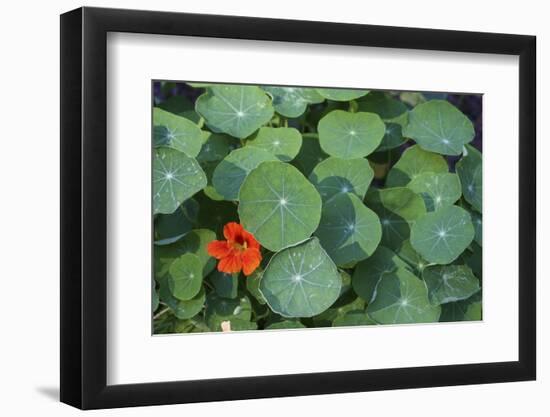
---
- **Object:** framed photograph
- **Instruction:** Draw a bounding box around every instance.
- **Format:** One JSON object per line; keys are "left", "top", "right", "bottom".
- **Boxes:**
{"left": 60, "top": 6, "right": 536, "bottom": 409}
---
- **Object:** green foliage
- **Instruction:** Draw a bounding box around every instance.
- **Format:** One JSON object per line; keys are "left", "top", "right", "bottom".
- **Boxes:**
{"left": 260, "top": 238, "right": 341, "bottom": 317}
{"left": 403, "top": 100, "right": 475, "bottom": 155}
{"left": 318, "top": 110, "right": 385, "bottom": 158}
{"left": 238, "top": 161, "right": 322, "bottom": 252}
{"left": 152, "top": 82, "right": 482, "bottom": 334}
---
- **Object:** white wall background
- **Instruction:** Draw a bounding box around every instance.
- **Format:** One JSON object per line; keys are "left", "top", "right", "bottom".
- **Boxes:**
{"left": 0, "top": 0, "right": 545, "bottom": 415}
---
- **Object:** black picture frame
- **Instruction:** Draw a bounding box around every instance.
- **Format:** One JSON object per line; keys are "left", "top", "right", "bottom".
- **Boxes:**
{"left": 60, "top": 6, "right": 536, "bottom": 410}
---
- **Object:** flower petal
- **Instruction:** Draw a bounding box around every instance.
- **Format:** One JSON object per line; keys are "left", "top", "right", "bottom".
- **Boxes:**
{"left": 242, "top": 247, "right": 262, "bottom": 276}
{"left": 207, "top": 240, "right": 232, "bottom": 259}
{"left": 218, "top": 251, "right": 243, "bottom": 274}
{"left": 242, "top": 229, "right": 260, "bottom": 250}
{"left": 223, "top": 222, "right": 244, "bottom": 242}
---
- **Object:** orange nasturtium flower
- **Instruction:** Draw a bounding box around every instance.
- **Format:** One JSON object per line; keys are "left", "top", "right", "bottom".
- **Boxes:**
{"left": 207, "top": 222, "right": 262, "bottom": 276}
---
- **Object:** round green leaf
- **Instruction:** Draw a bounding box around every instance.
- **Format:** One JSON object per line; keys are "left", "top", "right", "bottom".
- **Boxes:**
{"left": 195, "top": 85, "right": 274, "bottom": 138}
{"left": 246, "top": 269, "right": 267, "bottom": 305}
{"left": 153, "top": 108, "right": 203, "bottom": 157}
{"left": 265, "top": 320, "right": 306, "bottom": 330}
{"left": 309, "top": 156, "right": 374, "bottom": 202}
{"left": 357, "top": 92, "right": 409, "bottom": 151}
{"left": 292, "top": 133, "right": 328, "bottom": 176}
{"left": 396, "top": 239, "right": 428, "bottom": 274}
{"left": 318, "top": 110, "right": 385, "bottom": 159}
{"left": 196, "top": 131, "right": 233, "bottom": 163}
{"left": 212, "top": 147, "right": 277, "bottom": 201}
{"left": 263, "top": 86, "right": 324, "bottom": 118}
{"left": 315, "top": 193, "right": 382, "bottom": 266}
{"left": 332, "top": 311, "right": 376, "bottom": 327}
{"left": 366, "top": 267, "right": 441, "bottom": 324}
{"left": 159, "top": 277, "right": 206, "bottom": 320}
{"left": 316, "top": 88, "right": 369, "bottom": 101}
{"left": 154, "top": 229, "right": 217, "bottom": 279}
{"left": 403, "top": 100, "right": 475, "bottom": 155}
{"left": 385, "top": 145, "right": 448, "bottom": 187}
{"left": 407, "top": 172, "right": 462, "bottom": 211}
{"left": 456, "top": 145, "right": 482, "bottom": 212}
{"left": 440, "top": 292, "right": 482, "bottom": 322}
{"left": 208, "top": 270, "right": 239, "bottom": 299}
{"left": 154, "top": 198, "right": 198, "bottom": 244}
{"left": 470, "top": 210, "right": 482, "bottom": 246}
{"left": 247, "top": 127, "right": 302, "bottom": 161}
{"left": 205, "top": 292, "right": 252, "bottom": 331}
{"left": 239, "top": 161, "right": 322, "bottom": 252}
{"left": 260, "top": 238, "right": 341, "bottom": 318}
{"left": 410, "top": 205, "right": 475, "bottom": 264}
{"left": 357, "top": 91, "right": 408, "bottom": 125}
{"left": 157, "top": 95, "right": 201, "bottom": 124}
{"left": 194, "top": 192, "right": 239, "bottom": 236}
{"left": 365, "top": 187, "right": 427, "bottom": 250}
{"left": 312, "top": 293, "right": 365, "bottom": 326}
{"left": 153, "top": 148, "right": 207, "bottom": 214}
{"left": 422, "top": 265, "right": 480, "bottom": 305}
{"left": 168, "top": 253, "right": 203, "bottom": 300}
{"left": 352, "top": 246, "right": 408, "bottom": 302}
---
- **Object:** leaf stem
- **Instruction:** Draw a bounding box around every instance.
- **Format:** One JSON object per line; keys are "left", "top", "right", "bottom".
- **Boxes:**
{"left": 153, "top": 307, "right": 170, "bottom": 320}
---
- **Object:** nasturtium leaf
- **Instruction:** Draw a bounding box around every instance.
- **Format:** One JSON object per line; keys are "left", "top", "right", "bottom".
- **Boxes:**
{"left": 263, "top": 86, "right": 324, "bottom": 118}
{"left": 396, "top": 239, "right": 429, "bottom": 274}
{"left": 247, "top": 127, "right": 303, "bottom": 162}
{"left": 358, "top": 92, "right": 409, "bottom": 125}
{"left": 155, "top": 229, "right": 217, "bottom": 279}
{"left": 318, "top": 110, "right": 386, "bottom": 159}
{"left": 265, "top": 320, "right": 306, "bottom": 330}
{"left": 292, "top": 133, "right": 328, "bottom": 176}
{"left": 200, "top": 161, "right": 225, "bottom": 201}
{"left": 212, "top": 147, "right": 277, "bottom": 201}
{"left": 316, "top": 88, "right": 369, "bottom": 101}
{"left": 159, "top": 276, "right": 206, "bottom": 320}
{"left": 471, "top": 210, "right": 482, "bottom": 246}
{"left": 208, "top": 270, "right": 239, "bottom": 299}
{"left": 196, "top": 131, "right": 233, "bottom": 163}
{"left": 440, "top": 292, "right": 482, "bottom": 322}
{"left": 422, "top": 264, "right": 480, "bottom": 305}
{"left": 153, "top": 147, "right": 207, "bottom": 214}
{"left": 153, "top": 108, "right": 203, "bottom": 157}
{"left": 465, "top": 242, "right": 482, "bottom": 279}
{"left": 315, "top": 193, "right": 382, "bottom": 266}
{"left": 205, "top": 292, "right": 252, "bottom": 331}
{"left": 403, "top": 100, "right": 475, "bottom": 155}
{"left": 367, "top": 267, "right": 441, "bottom": 324}
{"left": 259, "top": 238, "right": 341, "bottom": 318}
{"left": 246, "top": 270, "right": 267, "bottom": 305}
{"left": 365, "top": 187, "right": 427, "bottom": 250}
{"left": 154, "top": 198, "right": 198, "bottom": 244}
{"left": 157, "top": 95, "right": 201, "bottom": 124}
{"left": 194, "top": 192, "right": 238, "bottom": 236}
{"left": 352, "top": 246, "right": 408, "bottom": 302}
{"left": 312, "top": 292, "right": 365, "bottom": 326}
{"left": 456, "top": 145, "right": 482, "bottom": 212}
{"left": 195, "top": 85, "right": 274, "bottom": 138}
{"left": 357, "top": 92, "right": 409, "bottom": 151}
{"left": 309, "top": 156, "right": 374, "bottom": 202}
{"left": 239, "top": 161, "right": 322, "bottom": 252}
{"left": 407, "top": 172, "right": 462, "bottom": 211}
{"left": 332, "top": 311, "right": 376, "bottom": 327}
{"left": 168, "top": 253, "right": 203, "bottom": 300}
{"left": 385, "top": 145, "right": 448, "bottom": 187}
{"left": 410, "top": 205, "right": 475, "bottom": 264}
